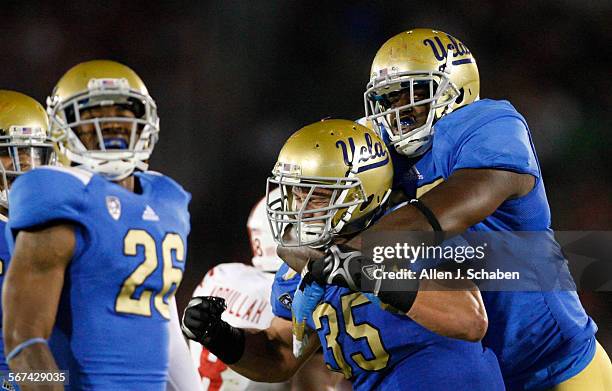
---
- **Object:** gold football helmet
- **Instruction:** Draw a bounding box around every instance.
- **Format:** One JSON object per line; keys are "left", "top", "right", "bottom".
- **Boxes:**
{"left": 0, "top": 90, "right": 53, "bottom": 207}
{"left": 364, "top": 28, "right": 480, "bottom": 157}
{"left": 266, "top": 119, "right": 393, "bottom": 247}
{"left": 47, "top": 60, "right": 159, "bottom": 180}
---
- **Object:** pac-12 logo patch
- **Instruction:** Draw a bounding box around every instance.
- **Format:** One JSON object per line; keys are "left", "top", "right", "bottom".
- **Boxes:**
{"left": 278, "top": 292, "right": 293, "bottom": 310}
{"left": 106, "top": 196, "right": 121, "bottom": 220}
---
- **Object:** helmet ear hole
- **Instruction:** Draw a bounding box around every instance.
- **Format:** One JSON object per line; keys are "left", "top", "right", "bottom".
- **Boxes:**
{"left": 126, "top": 98, "right": 145, "bottom": 118}
{"left": 455, "top": 88, "right": 465, "bottom": 105}
{"left": 64, "top": 106, "right": 76, "bottom": 124}
{"left": 359, "top": 194, "right": 374, "bottom": 212}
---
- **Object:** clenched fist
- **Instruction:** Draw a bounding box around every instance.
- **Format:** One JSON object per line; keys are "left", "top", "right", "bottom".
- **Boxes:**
{"left": 181, "top": 296, "right": 245, "bottom": 364}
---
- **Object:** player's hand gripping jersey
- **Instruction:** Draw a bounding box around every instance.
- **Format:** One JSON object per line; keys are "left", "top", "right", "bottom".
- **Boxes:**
{"left": 388, "top": 99, "right": 598, "bottom": 390}
{"left": 6, "top": 166, "right": 191, "bottom": 390}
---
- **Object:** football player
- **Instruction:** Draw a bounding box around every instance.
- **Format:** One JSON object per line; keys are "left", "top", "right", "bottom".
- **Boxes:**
{"left": 183, "top": 119, "right": 505, "bottom": 390}
{"left": 2, "top": 60, "right": 192, "bottom": 390}
{"left": 289, "top": 29, "right": 612, "bottom": 390}
{"left": 188, "top": 189, "right": 341, "bottom": 390}
{"left": 0, "top": 90, "right": 55, "bottom": 391}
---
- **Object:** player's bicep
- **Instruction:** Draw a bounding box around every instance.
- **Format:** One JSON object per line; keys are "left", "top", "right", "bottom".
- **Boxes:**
{"left": 2, "top": 224, "right": 76, "bottom": 349}
{"left": 231, "top": 317, "right": 320, "bottom": 381}
{"left": 420, "top": 168, "right": 535, "bottom": 233}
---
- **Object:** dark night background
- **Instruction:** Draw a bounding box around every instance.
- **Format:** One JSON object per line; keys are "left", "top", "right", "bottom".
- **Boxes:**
{"left": 0, "top": 1, "right": 609, "bottom": 350}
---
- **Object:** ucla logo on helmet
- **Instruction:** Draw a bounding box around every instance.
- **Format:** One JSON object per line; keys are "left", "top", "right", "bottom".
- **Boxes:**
{"left": 423, "top": 33, "right": 473, "bottom": 65}
{"left": 335, "top": 132, "right": 389, "bottom": 173}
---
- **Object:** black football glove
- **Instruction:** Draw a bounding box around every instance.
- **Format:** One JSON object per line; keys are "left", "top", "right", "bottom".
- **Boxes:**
{"left": 181, "top": 296, "right": 245, "bottom": 364}
{"left": 307, "top": 245, "right": 419, "bottom": 312}
{"left": 307, "top": 244, "right": 367, "bottom": 291}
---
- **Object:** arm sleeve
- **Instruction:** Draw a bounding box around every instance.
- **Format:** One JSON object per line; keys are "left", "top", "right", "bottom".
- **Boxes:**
{"left": 452, "top": 116, "right": 540, "bottom": 178}
{"left": 270, "top": 264, "right": 300, "bottom": 320}
{"left": 167, "top": 297, "right": 203, "bottom": 391}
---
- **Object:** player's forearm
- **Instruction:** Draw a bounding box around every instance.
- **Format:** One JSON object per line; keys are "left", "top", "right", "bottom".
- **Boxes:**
{"left": 2, "top": 226, "right": 74, "bottom": 389}
{"left": 230, "top": 319, "right": 318, "bottom": 382}
{"left": 276, "top": 226, "right": 325, "bottom": 273}
{"left": 7, "top": 344, "right": 63, "bottom": 391}
{"left": 407, "top": 279, "right": 488, "bottom": 341}
{"left": 277, "top": 245, "right": 324, "bottom": 273}
{"left": 291, "top": 352, "right": 343, "bottom": 391}
{"left": 230, "top": 328, "right": 296, "bottom": 382}
{"left": 230, "top": 330, "right": 314, "bottom": 383}
{"left": 2, "top": 245, "right": 67, "bottom": 355}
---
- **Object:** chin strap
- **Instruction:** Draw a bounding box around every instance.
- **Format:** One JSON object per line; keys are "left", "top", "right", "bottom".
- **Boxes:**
{"left": 134, "top": 160, "right": 149, "bottom": 171}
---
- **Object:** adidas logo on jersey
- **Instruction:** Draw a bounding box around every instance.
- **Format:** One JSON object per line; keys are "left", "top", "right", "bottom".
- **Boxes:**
{"left": 142, "top": 205, "right": 160, "bottom": 221}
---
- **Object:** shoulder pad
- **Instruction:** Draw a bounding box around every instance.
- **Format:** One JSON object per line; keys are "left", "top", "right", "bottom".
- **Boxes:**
{"left": 454, "top": 117, "right": 539, "bottom": 177}
{"left": 138, "top": 171, "right": 191, "bottom": 204}
{"left": 8, "top": 166, "right": 90, "bottom": 235}
{"left": 137, "top": 171, "right": 191, "bottom": 232}
{"left": 435, "top": 100, "right": 539, "bottom": 178}
{"left": 38, "top": 166, "right": 94, "bottom": 185}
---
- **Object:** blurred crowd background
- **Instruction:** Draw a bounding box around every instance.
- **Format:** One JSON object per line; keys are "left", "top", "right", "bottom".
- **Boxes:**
{"left": 1, "top": 1, "right": 610, "bottom": 348}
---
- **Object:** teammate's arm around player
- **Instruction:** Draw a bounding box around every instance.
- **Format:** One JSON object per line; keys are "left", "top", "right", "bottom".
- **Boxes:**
{"left": 327, "top": 169, "right": 532, "bottom": 340}
{"left": 2, "top": 223, "right": 75, "bottom": 390}
{"left": 183, "top": 297, "right": 320, "bottom": 382}
{"left": 295, "top": 168, "right": 533, "bottom": 341}
{"left": 370, "top": 168, "right": 534, "bottom": 235}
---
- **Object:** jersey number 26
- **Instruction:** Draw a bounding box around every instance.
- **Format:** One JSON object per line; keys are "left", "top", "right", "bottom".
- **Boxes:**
{"left": 115, "top": 229, "right": 184, "bottom": 319}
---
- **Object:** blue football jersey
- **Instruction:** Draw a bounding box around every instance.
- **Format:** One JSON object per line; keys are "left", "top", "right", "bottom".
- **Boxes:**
{"left": 6, "top": 166, "right": 191, "bottom": 390}
{"left": 390, "top": 99, "right": 597, "bottom": 390}
{"left": 271, "top": 263, "right": 504, "bottom": 391}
